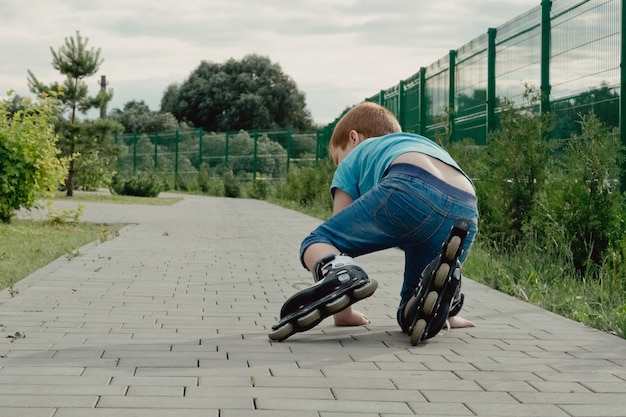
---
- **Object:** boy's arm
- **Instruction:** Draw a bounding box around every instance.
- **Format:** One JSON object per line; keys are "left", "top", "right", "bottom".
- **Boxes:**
{"left": 332, "top": 189, "right": 353, "bottom": 215}
{"left": 330, "top": 189, "right": 370, "bottom": 327}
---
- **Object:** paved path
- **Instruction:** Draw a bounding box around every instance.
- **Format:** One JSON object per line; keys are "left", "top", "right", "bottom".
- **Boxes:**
{"left": 2, "top": 194, "right": 625, "bottom": 417}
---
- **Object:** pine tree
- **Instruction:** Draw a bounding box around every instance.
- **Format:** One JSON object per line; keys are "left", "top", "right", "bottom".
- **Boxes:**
{"left": 27, "top": 31, "right": 116, "bottom": 196}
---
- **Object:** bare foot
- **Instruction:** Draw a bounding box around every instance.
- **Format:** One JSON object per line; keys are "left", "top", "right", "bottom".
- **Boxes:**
{"left": 333, "top": 306, "right": 370, "bottom": 326}
{"left": 448, "top": 315, "right": 476, "bottom": 328}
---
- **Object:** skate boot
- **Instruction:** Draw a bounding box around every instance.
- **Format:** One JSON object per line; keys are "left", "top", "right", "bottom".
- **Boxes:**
{"left": 268, "top": 254, "right": 378, "bottom": 342}
{"left": 405, "top": 219, "right": 470, "bottom": 346}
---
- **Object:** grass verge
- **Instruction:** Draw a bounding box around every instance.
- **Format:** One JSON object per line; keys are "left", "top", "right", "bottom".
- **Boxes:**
{"left": 0, "top": 220, "right": 124, "bottom": 291}
{"left": 54, "top": 191, "right": 182, "bottom": 206}
{"left": 462, "top": 241, "right": 626, "bottom": 338}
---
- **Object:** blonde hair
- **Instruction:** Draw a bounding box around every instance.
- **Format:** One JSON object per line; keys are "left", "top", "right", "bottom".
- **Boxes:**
{"left": 329, "top": 102, "right": 402, "bottom": 150}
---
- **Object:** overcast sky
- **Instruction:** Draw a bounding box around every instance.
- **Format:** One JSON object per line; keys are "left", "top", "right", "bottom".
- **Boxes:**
{"left": 1, "top": 0, "right": 540, "bottom": 125}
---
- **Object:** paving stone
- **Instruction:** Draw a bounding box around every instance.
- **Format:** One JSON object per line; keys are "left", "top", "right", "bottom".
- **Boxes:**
{"left": 2, "top": 195, "right": 624, "bottom": 416}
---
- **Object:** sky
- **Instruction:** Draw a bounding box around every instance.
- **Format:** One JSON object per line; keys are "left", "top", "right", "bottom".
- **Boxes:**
{"left": 1, "top": 0, "right": 541, "bottom": 126}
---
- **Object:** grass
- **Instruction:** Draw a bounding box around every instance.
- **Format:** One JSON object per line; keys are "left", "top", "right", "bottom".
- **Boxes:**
{"left": 0, "top": 220, "right": 123, "bottom": 291}
{"left": 1, "top": 192, "right": 178, "bottom": 291}
{"left": 461, "top": 240, "right": 626, "bottom": 339}
{"left": 54, "top": 191, "right": 182, "bottom": 205}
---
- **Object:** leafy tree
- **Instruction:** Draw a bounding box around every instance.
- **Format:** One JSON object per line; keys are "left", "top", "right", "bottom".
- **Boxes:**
{"left": 0, "top": 96, "right": 68, "bottom": 223}
{"left": 110, "top": 100, "right": 180, "bottom": 134}
{"left": 161, "top": 54, "right": 314, "bottom": 132}
{"left": 27, "top": 31, "right": 119, "bottom": 196}
{"left": 1, "top": 93, "right": 28, "bottom": 117}
{"left": 160, "top": 84, "right": 180, "bottom": 115}
{"left": 72, "top": 119, "right": 124, "bottom": 190}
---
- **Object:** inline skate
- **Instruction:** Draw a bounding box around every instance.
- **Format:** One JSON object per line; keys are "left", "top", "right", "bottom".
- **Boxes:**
{"left": 405, "top": 219, "right": 470, "bottom": 346}
{"left": 269, "top": 254, "right": 377, "bottom": 342}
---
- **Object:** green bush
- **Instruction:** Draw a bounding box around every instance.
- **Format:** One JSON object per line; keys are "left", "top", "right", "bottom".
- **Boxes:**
{"left": 538, "top": 113, "right": 625, "bottom": 276}
{"left": 223, "top": 169, "right": 241, "bottom": 198}
{"left": 248, "top": 179, "right": 270, "bottom": 200}
{"left": 0, "top": 96, "right": 68, "bottom": 223}
{"left": 197, "top": 162, "right": 211, "bottom": 193}
{"left": 276, "top": 159, "right": 335, "bottom": 211}
{"left": 110, "top": 173, "right": 166, "bottom": 197}
{"left": 480, "top": 89, "right": 557, "bottom": 245}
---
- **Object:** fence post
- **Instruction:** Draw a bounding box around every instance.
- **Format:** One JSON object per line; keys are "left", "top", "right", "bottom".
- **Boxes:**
{"left": 487, "top": 28, "right": 497, "bottom": 142}
{"left": 541, "top": 0, "right": 552, "bottom": 115}
{"left": 225, "top": 132, "right": 230, "bottom": 166}
{"left": 418, "top": 67, "right": 427, "bottom": 136}
{"left": 198, "top": 128, "right": 203, "bottom": 167}
{"left": 448, "top": 50, "right": 457, "bottom": 143}
{"left": 316, "top": 131, "right": 323, "bottom": 162}
{"left": 132, "top": 133, "right": 138, "bottom": 175}
{"left": 619, "top": 0, "right": 626, "bottom": 193}
{"left": 398, "top": 80, "right": 406, "bottom": 130}
{"left": 286, "top": 130, "right": 292, "bottom": 173}
{"left": 252, "top": 131, "right": 259, "bottom": 181}
{"left": 153, "top": 132, "right": 158, "bottom": 170}
{"left": 174, "top": 130, "right": 179, "bottom": 188}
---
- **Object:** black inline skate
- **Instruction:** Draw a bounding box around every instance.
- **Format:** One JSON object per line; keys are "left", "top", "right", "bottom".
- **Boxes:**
{"left": 404, "top": 218, "right": 470, "bottom": 346}
{"left": 269, "top": 254, "right": 378, "bottom": 342}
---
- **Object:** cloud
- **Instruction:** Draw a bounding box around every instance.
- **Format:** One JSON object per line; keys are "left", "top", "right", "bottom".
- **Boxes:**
{"left": 0, "top": 0, "right": 540, "bottom": 124}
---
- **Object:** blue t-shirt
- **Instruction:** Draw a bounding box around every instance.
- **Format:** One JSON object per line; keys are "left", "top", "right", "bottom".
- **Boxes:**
{"left": 331, "top": 132, "right": 468, "bottom": 201}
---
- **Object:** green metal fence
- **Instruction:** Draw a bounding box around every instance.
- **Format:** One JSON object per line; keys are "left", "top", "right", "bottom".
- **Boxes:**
{"left": 319, "top": 0, "right": 625, "bottom": 187}
{"left": 114, "top": 129, "right": 321, "bottom": 184}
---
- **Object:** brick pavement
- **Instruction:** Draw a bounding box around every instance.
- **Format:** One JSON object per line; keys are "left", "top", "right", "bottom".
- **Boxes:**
{"left": 2, "top": 194, "right": 625, "bottom": 416}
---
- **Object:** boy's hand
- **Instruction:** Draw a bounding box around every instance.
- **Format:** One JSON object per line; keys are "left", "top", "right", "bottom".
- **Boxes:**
{"left": 333, "top": 306, "right": 370, "bottom": 326}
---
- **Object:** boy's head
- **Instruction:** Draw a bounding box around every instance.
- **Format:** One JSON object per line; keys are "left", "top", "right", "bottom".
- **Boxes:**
{"left": 329, "top": 102, "right": 402, "bottom": 152}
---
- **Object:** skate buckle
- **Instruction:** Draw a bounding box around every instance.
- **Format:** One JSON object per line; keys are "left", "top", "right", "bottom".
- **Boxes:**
{"left": 337, "top": 270, "right": 350, "bottom": 283}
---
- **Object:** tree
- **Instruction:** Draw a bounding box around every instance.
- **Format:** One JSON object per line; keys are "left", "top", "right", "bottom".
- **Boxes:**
{"left": 161, "top": 54, "right": 314, "bottom": 132}
{"left": 27, "top": 31, "right": 118, "bottom": 196}
{"left": 110, "top": 100, "right": 180, "bottom": 134}
{"left": 0, "top": 96, "right": 68, "bottom": 223}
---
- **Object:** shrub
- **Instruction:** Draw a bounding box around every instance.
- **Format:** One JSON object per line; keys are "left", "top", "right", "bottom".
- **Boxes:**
{"left": 197, "top": 162, "right": 211, "bottom": 193}
{"left": 110, "top": 173, "right": 166, "bottom": 197}
{"left": 0, "top": 96, "right": 68, "bottom": 223}
{"left": 539, "top": 113, "right": 625, "bottom": 276}
{"left": 276, "top": 160, "right": 334, "bottom": 209}
{"left": 480, "top": 87, "right": 557, "bottom": 244}
{"left": 248, "top": 179, "right": 270, "bottom": 200}
{"left": 223, "top": 169, "right": 241, "bottom": 198}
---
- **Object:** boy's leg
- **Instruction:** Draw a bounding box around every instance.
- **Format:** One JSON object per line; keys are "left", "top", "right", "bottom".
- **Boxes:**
{"left": 398, "top": 219, "right": 474, "bottom": 345}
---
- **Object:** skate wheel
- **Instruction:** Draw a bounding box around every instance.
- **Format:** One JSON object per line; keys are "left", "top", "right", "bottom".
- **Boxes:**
{"left": 325, "top": 295, "right": 350, "bottom": 314}
{"left": 268, "top": 322, "right": 294, "bottom": 342}
{"left": 353, "top": 279, "right": 378, "bottom": 300}
{"left": 434, "top": 263, "right": 450, "bottom": 288}
{"left": 423, "top": 291, "right": 439, "bottom": 316}
{"left": 410, "top": 319, "right": 427, "bottom": 346}
{"left": 445, "top": 235, "right": 462, "bottom": 261}
{"left": 296, "top": 309, "right": 322, "bottom": 329}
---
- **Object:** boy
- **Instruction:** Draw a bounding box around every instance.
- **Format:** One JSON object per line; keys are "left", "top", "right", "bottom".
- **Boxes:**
{"left": 269, "top": 102, "right": 478, "bottom": 345}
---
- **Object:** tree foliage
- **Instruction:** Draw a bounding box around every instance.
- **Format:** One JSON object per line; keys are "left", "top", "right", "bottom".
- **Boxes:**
{"left": 110, "top": 100, "right": 180, "bottom": 134}
{"left": 0, "top": 96, "right": 68, "bottom": 223}
{"left": 161, "top": 54, "right": 314, "bottom": 132}
{"left": 27, "top": 31, "right": 122, "bottom": 196}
